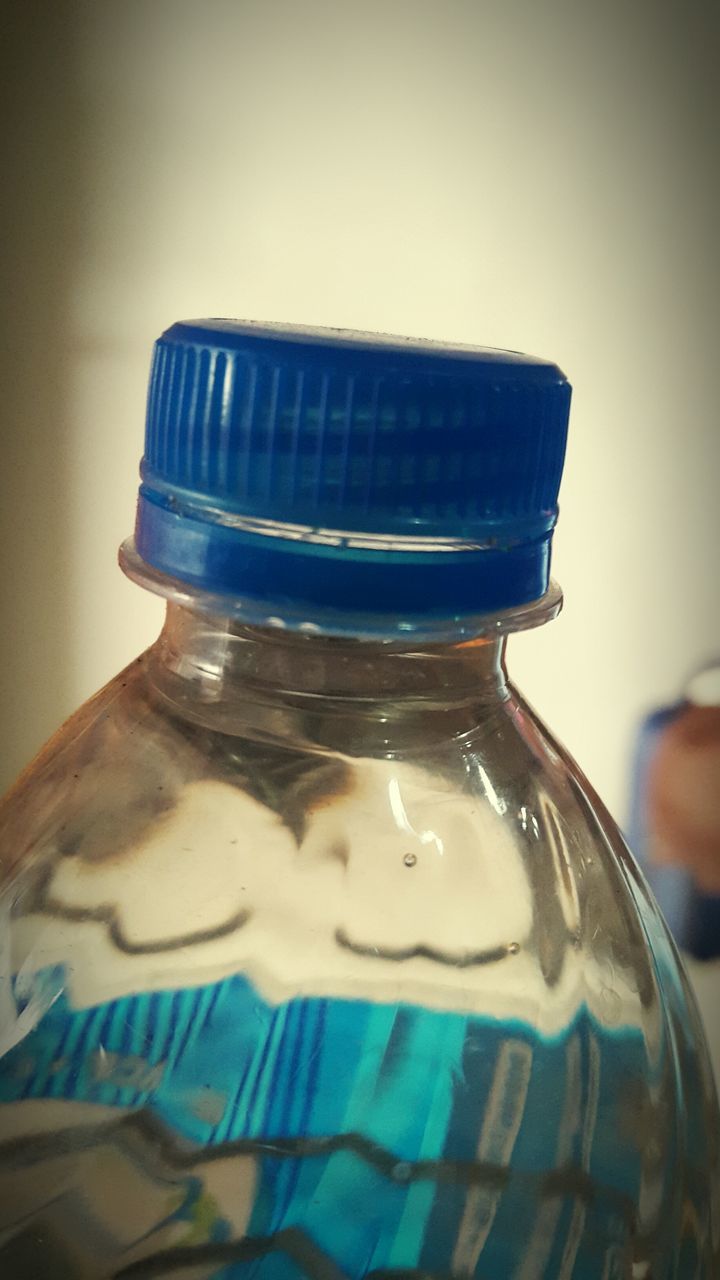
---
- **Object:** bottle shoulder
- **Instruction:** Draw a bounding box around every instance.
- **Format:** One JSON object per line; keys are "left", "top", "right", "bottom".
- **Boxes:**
{"left": 0, "top": 658, "right": 621, "bottom": 887}
{"left": 0, "top": 657, "right": 150, "bottom": 879}
{"left": 0, "top": 664, "right": 663, "bottom": 1032}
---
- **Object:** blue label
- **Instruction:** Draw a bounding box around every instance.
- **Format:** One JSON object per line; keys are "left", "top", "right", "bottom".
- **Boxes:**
{"left": 0, "top": 968, "right": 677, "bottom": 1278}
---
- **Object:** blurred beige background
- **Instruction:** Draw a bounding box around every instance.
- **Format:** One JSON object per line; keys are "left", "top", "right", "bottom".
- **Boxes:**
{"left": 1, "top": 0, "right": 719, "bottom": 829}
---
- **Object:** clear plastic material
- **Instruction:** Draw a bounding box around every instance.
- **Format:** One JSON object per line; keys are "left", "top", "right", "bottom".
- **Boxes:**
{"left": 0, "top": 597, "right": 718, "bottom": 1279}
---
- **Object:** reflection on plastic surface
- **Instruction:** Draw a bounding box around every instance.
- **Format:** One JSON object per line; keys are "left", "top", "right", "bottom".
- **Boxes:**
{"left": 0, "top": 628, "right": 718, "bottom": 1278}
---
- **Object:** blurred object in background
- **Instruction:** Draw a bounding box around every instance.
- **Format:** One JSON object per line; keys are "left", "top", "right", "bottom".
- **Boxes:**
{"left": 629, "top": 660, "right": 720, "bottom": 959}
{"left": 649, "top": 673, "right": 720, "bottom": 897}
{"left": 629, "top": 660, "right": 720, "bottom": 1081}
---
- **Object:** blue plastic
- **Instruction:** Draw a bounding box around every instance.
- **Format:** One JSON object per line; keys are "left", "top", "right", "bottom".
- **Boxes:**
{"left": 135, "top": 321, "right": 571, "bottom": 630}
{"left": 628, "top": 704, "right": 720, "bottom": 960}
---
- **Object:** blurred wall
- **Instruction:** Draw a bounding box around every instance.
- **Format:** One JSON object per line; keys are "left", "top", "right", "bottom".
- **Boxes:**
{"left": 1, "top": 0, "right": 719, "bottom": 820}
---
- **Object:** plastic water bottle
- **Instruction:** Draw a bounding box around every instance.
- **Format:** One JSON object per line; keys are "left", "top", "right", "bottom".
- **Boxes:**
{"left": 0, "top": 321, "right": 717, "bottom": 1279}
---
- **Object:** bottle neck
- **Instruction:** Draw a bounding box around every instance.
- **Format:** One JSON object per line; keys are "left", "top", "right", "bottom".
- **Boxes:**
{"left": 146, "top": 603, "right": 513, "bottom": 752}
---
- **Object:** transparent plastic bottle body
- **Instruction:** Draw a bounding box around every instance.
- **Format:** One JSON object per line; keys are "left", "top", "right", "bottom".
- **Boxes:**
{"left": 0, "top": 599, "right": 718, "bottom": 1280}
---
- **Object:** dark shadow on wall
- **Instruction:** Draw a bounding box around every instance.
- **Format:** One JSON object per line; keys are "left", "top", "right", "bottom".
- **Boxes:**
{"left": 0, "top": 1, "right": 86, "bottom": 789}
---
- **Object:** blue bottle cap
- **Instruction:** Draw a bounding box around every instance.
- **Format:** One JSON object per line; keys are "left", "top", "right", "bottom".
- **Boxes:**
{"left": 133, "top": 320, "right": 571, "bottom": 635}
